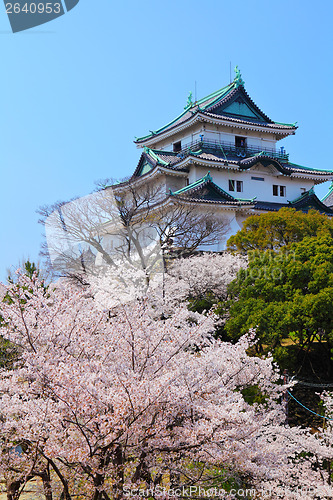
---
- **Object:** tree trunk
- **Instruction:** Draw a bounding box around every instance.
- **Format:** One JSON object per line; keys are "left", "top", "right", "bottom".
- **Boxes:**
{"left": 92, "top": 473, "right": 109, "bottom": 500}
{"left": 7, "top": 476, "right": 33, "bottom": 500}
{"left": 7, "top": 480, "right": 21, "bottom": 500}
{"left": 112, "top": 445, "right": 124, "bottom": 500}
{"left": 90, "top": 449, "right": 113, "bottom": 500}
{"left": 326, "top": 339, "right": 332, "bottom": 378}
{"left": 132, "top": 450, "right": 152, "bottom": 484}
{"left": 48, "top": 459, "right": 71, "bottom": 500}
{"left": 271, "top": 336, "right": 281, "bottom": 350}
{"left": 255, "top": 342, "right": 263, "bottom": 354}
{"left": 40, "top": 468, "right": 53, "bottom": 500}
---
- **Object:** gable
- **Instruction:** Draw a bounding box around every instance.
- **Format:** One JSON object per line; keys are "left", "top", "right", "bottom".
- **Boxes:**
{"left": 173, "top": 175, "right": 236, "bottom": 202}
{"left": 191, "top": 184, "right": 231, "bottom": 201}
{"left": 140, "top": 160, "right": 153, "bottom": 176}
{"left": 206, "top": 87, "right": 272, "bottom": 124}
{"left": 135, "top": 159, "right": 154, "bottom": 177}
{"left": 250, "top": 162, "right": 279, "bottom": 175}
{"left": 220, "top": 99, "right": 262, "bottom": 120}
{"left": 291, "top": 190, "right": 333, "bottom": 215}
{"left": 238, "top": 156, "right": 291, "bottom": 176}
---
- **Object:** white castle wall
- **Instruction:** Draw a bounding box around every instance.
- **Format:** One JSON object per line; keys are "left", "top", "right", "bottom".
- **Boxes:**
{"left": 188, "top": 165, "right": 314, "bottom": 203}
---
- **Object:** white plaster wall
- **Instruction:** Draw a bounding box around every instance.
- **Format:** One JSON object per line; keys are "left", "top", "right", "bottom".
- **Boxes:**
{"left": 187, "top": 166, "right": 196, "bottom": 184}
{"left": 207, "top": 168, "right": 315, "bottom": 202}
{"left": 153, "top": 129, "right": 200, "bottom": 152}
{"left": 246, "top": 136, "right": 276, "bottom": 150}
{"left": 186, "top": 164, "right": 314, "bottom": 202}
{"left": 165, "top": 176, "right": 187, "bottom": 193}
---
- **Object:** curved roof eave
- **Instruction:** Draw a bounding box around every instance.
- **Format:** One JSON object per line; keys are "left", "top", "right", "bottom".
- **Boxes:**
{"left": 238, "top": 156, "right": 291, "bottom": 175}
{"left": 135, "top": 78, "right": 297, "bottom": 145}
{"left": 166, "top": 195, "right": 255, "bottom": 210}
{"left": 135, "top": 112, "right": 296, "bottom": 148}
{"left": 134, "top": 81, "right": 236, "bottom": 144}
{"left": 322, "top": 182, "right": 333, "bottom": 202}
{"left": 111, "top": 166, "right": 188, "bottom": 194}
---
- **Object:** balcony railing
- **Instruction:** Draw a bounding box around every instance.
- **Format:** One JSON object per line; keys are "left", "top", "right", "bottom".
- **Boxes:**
{"left": 176, "top": 139, "right": 289, "bottom": 162}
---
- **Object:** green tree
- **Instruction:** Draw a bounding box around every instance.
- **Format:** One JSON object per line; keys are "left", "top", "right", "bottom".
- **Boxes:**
{"left": 227, "top": 208, "right": 333, "bottom": 252}
{"left": 6, "top": 259, "right": 45, "bottom": 284}
{"left": 221, "top": 234, "right": 333, "bottom": 374}
{"left": 1, "top": 260, "right": 47, "bottom": 368}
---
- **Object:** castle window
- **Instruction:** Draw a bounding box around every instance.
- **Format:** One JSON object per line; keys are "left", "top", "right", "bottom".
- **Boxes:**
{"left": 173, "top": 141, "right": 182, "bottom": 152}
{"left": 251, "top": 176, "right": 264, "bottom": 181}
{"left": 235, "top": 136, "right": 246, "bottom": 148}
{"left": 229, "top": 179, "right": 243, "bottom": 192}
{"left": 273, "top": 185, "right": 286, "bottom": 197}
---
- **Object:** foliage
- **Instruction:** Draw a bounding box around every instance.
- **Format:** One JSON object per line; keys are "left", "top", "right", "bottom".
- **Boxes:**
{"left": 227, "top": 208, "right": 333, "bottom": 253}
{"left": 6, "top": 259, "right": 50, "bottom": 286}
{"left": 1, "top": 261, "right": 43, "bottom": 370}
{"left": 221, "top": 234, "right": 333, "bottom": 370}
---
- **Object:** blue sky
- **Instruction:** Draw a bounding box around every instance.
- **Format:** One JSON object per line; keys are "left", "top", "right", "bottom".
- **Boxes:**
{"left": 0, "top": 0, "right": 332, "bottom": 280}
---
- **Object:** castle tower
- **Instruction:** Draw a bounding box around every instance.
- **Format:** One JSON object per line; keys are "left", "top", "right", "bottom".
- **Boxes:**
{"left": 112, "top": 68, "right": 333, "bottom": 250}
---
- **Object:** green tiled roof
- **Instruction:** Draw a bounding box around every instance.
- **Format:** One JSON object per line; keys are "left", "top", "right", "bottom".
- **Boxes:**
{"left": 275, "top": 121, "right": 298, "bottom": 127}
{"left": 143, "top": 146, "right": 170, "bottom": 166}
{"left": 288, "top": 188, "right": 333, "bottom": 215}
{"left": 135, "top": 68, "right": 297, "bottom": 144}
{"left": 171, "top": 172, "right": 254, "bottom": 203}
{"left": 322, "top": 182, "right": 333, "bottom": 202}
{"left": 289, "top": 186, "right": 315, "bottom": 204}
{"left": 135, "top": 82, "right": 235, "bottom": 143}
{"left": 286, "top": 161, "right": 333, "bottom": 173}
{"left": 171, "top": 172, "right": 214, "bottom": 195}
{"left": 195, "top": 82, "right": 235, "bottom": 110}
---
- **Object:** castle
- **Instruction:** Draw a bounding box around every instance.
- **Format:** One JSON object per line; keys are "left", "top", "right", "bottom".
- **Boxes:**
{"left": 111, "top": 68, "right": 333, "bottom": 251}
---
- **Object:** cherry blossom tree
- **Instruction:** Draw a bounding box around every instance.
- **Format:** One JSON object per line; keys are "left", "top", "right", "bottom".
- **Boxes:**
{"left": 1, "top": 272, "right": 333, "bottom": 499}
{"left": 162, "top": 252, "right": 247, "bottom": 312}
{"left": 89, "top": 252, "right": 247, "bottom": 313}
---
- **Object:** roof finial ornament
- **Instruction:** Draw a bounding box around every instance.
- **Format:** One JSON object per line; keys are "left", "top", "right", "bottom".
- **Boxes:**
{"left": 234, "top": 66, "right": 245, "bottom": 88}
{"left": 185, "top": 91, "right": 193, "bottom": 109}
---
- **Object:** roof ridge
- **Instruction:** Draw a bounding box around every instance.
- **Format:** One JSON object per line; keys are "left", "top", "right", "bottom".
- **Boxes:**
{"left": 171, "top": 172, "right": 240, "bottom": 203}
{"left": 322, "top": 182, "right": 333, "bottom": 202}
{"left": 136, "top": 83, "right": 235, "bottom": 143}
{"left": 171, "top": 173, "right": 212, "bottom": 195}
{"left": 275, "top": 120, "right": 298, "bottom": 127}
{"left": 136, "top": 107, "right": 191, "bottom": 142}
{"left": 143, "top": 146, "right": 170, "bottom": 166}
{"left": 196, "top": 81, "right": 235, "bottom": 107}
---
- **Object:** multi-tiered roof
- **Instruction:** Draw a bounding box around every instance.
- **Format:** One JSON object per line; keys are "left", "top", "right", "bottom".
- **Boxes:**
{"left": 127, "top": 69, "right": 333, "bottom": 215}
{"left": 135, "top": 69, "right": 297, "bottom": 146}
